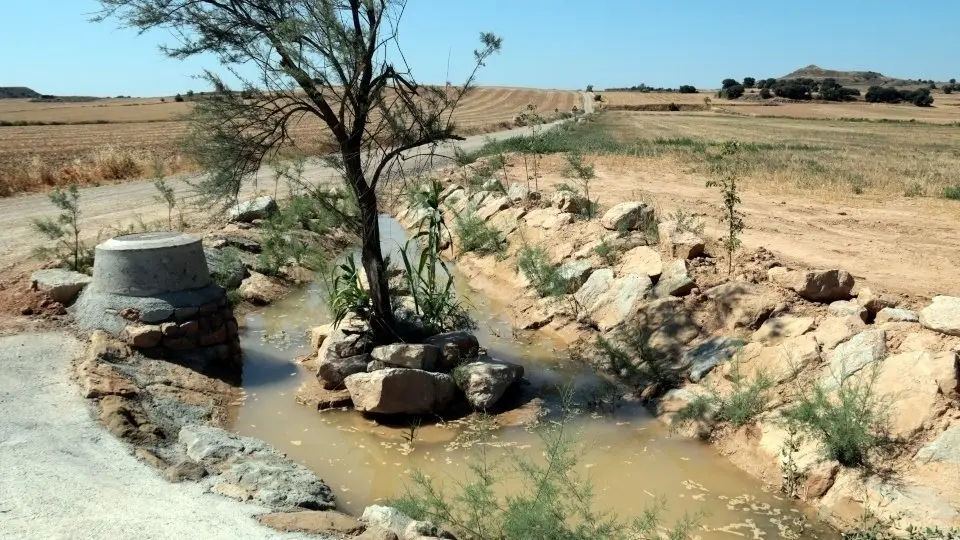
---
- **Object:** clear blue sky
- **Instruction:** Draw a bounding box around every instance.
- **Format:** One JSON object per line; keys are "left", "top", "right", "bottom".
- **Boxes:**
{"left": 2, "top": 0, "right": 958, "bottom": 97}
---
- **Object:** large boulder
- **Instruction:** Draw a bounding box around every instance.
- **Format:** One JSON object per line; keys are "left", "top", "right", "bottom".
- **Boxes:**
{"left": 855, "top": 287, "right": 898, "bottom": 317}
{"left": 872, "top": 351, "right": 957, "bottom": 438}
{"left": 316, "top": 354, "right": 371, "bottom": 390}
{"left": 477, "top": 196, "right": 511, "bottom": 221}
{"left": 454, "top": 357, "right": 524, "bottom": 410}
{"left": 228, "top": 196, "right": 278, "bottom": 223}
{"left": 204, "top": 247, "right": 248, "bottom": 289}
{"left": 737, "top": 335, "right": 821, "bottom": 384}
{"left": 875, "top": 307, "right": 919, "bottom": 324}
{"left": 507, "top": 183, "right": 530, "bottom": 202}
{"left": 239, "top": 272, "right": 286, "bottom": 305}
{"left": 600, "top": 202, "right": 653, "bottom": 232}
{"left": 590, "top": 273, "right": 653, "bottom": 331}
{"left": 653, "top": 259, "right": 695, "bottom": 298}
{"left": 30, "top": 268, "right": 91, "bottom": 303}
{"left": 558, "top": 259, "right": 595, "bottom": 292}
{"left": 813, "top": 315, "right": 865, "bottom": 350}
{"left": 767, "top": 267, "right": 854, "bottom": 303}
{"left": 317, "top": 324, "right": 372, "bottom": 364}
{"left": 916, "top": 427, "right": 960, "bottom": 464}
{"left": 617, "top": 246, "right": 662, "bottom": 279}
{"left": 423, "top": 331, "right": 480, "bottom": 371}
{"left": 682, "top": 337, "right": 744, "bottom": 382}
{"left": 344, "top": 368, "right": 457, "bottom": 415}
{"left": 920, "top": 296, "right": 960, "bottom": 337}
{"left": 657, "top": 221, "right": 705, "bottom": 260}
{"left": 821, "top": 329, "right": 886, "bottom": 389}
{"left": 827, "top": 300, "right": 868, "bottom": 322}
{"left": 704, "top": 281, "right": 777, "bottom": 330}
{"left": 370, "top": 343, "right": 441, "bottom": 371}
{"left": 573, "top": 268, "right": 615, "bottom": 312}
{"left": 552, "top": 191, "right": 584, "bottom": 214}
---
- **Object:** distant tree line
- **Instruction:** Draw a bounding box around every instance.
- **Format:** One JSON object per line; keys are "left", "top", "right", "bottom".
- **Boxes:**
{"left": 605, "top": 83, "right": 698, "bottom": 94}
{"left": 717, "top": 76, "right": 936, "bottom": 106}
{"left": 865, "top": 86, "right": 934, "bottom": 106}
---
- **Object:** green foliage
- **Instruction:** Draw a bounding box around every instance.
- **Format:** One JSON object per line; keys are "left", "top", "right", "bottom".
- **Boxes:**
{"left": 517, "top": 245, "right": 567, "bottom": 297}
{"left": 759, "top": 88, "right": 772, "bottom": 99}
{"left": 784, "top": 365, "right": 890, "bottom": 467}
{"left": 152, "top": 159, "right": 178, "bottom": 230}
{"left": 819, "top": 79, "right": 861, "bottom": 102}
{"left": 211, "top": 247, "right": 242, "bottom": 290}
{"left": 31, "top": 185, "right": 93, "bottom": 273}
{"left": 943, "top": 185, "right": 960, "bottom": 200}
{"left": 674, "top": 357, "right": 772, "bottom": 428}
{"left": 866, "top": 86, "right": 935, "bottom": 107}
{"left": 594, "top": 331, "right": 682, "bottom": 397}
{"left": 720, "top": 84, "right": 745, "bottom": 99}
{"left": 174, "top": 93, "right": 184, "bottom": 103}
{"left": 561, "top": 151, "right": 598, "bottom": 219}
{"left": 842, "top": 509, "right": 960, "bottom": 539}
{"left": 392, "top": 402, "right": 698, "bottom": 540}
{"left": 742, "top": 77, "right": 756, "bottom": 88}
{"left": 593, "top": 240, "right": 619, "bottom": 266}
{"left": 904, "top": 182, "right": 925, "bottom": 197}
{"left": 585, "top": 84, "right": 594, "bottom": 92}
{"left": 706, "top": 142, "right": 745, "bottom": 275}
{"left": 326, "top": 258, "right": 372, "bottom": 329}
{"left": 678, "top": 85, "right": 697, "bottom": 94}
{"left": 454, "top": 210, "right": 505, "bottom": 256}
{"left": 721, "top": 78, "right": 740, "bottom": 89}
{"left": 666, "top": 208, "right": 705, "bottom": 236}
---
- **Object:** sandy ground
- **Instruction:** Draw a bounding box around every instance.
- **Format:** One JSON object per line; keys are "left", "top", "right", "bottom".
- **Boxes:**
{"left": 0, "top": 332, "right": 318, "bottom": 540}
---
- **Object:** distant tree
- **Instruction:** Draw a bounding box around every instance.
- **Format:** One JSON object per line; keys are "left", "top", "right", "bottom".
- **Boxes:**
{"left": 819, "top": 79, "right": 860, "bottom": 102}
{"left": 720, "top": 84, "right": 745, "bottom": 99}
{"left": 951, "top": 78, "right": 957, "bottom": 84}
{"left": 586, "top": 84, "right": 594, "bottom": 92}
{"left": 773, "top": 82, "right": 812, "bottom": 100}
{"left": 160, "top": 97, "right": 166, "bottom": 103}
{"left": 759, "top": 88, "right": 772, "bottom": 99}
{"left": 185, "top": 89, "right": 195, "bottom": 100}
{"left": 906, "top": 88, "right": 934, "bottom": 107}
{"left": 721, "top": 78, "right": 740, "bottom": 89}
{"left": 174, "top": 93, "right": 184, "bottom": 102}
{"left": 865, "top": 86, "right": 903, "bottom": 104}
{"left": 678, "top": 85, "right": 698, "bottom": 94}
{"left": 945, "top": 86, "right": 953, "bottom": 95}
{"left": 742, "top": 77, "right": 756, "bottom": 88}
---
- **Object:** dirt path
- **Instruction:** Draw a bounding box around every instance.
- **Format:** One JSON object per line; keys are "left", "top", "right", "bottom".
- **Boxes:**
{"left": 0, "top": 332, "right": 317, "bottom": 540}
{"left": 536, "top": 155, "right": 960, "bottom": 300}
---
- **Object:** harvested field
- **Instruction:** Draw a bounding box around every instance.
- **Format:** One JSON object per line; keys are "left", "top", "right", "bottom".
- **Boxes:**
{"left": 0, "top": 87, "right": 578, "bottom": 196}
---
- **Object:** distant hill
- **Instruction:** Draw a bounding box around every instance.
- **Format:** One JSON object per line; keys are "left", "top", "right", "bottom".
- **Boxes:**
{"left": 781, "top": 65, "right": 933, "bottom": 89}
{"left": 0, "top": 87, "right": 41, "bottom": 99}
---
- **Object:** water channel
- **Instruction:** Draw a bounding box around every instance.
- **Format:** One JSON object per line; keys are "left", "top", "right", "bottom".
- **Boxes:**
{"left": 230, "top": 217, "right": 839, "bottom": 539}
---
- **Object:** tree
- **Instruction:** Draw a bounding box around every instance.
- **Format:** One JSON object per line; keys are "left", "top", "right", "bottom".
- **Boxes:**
{"left": 759, "top": 87, "right": 772, "bottom": 99}
{"left": 174, "top": 93, "right": 184, "bottom": 102}
{"left": 742, "top": 77, "right": 756, "bottom": 88}
{"left": 96, "top": 0, "right": 501, "bottom": 342}
{"left": 721, "top": 78, "right": 739, "bottom": 89}
{"left": 720, "top": 84, "right": 744, "bottom": 99}
{"left": 586, "top": 84, "right": 594, "bottom": 92}
{"left": 951, "top": 78, "right": 957, "bottom": 85}
{"left": 678, "top": 85, "right": 697, "bottom": 94}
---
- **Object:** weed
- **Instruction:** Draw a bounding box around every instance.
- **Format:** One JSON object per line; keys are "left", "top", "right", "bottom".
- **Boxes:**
{"left": 517, "top": 244, "right": 568, "bottom": 297}
{"left": 210, "top": 247, "right": 242, "bottom": 290}
{"left": 843, "top": 508, "right": 960, "bottom": 539}
{"left": 31, "top": 185, "right": 94, "bottom": 272}
{"left": 454, "top": 210, "right": 505, "bottom": 256}
{"left": 152, "top": 158, "right": 178, "bottom": 230}
{"left": 706, "top": 141, "right": 745, "bottom": 275}
{"left": 674, "top": 357, "right": 772, "bottom": 428}
{"left": 779, "top": 422, "right": 806, "bottom": 499}
{"left": 904, "top": 182, "right": 925, "bottom": 197}
{"left": 594, "top": 240, "right": 619, "bottom": 266}
{"left": 326, "top": 257, "right": 372, "bottom": 328}
{"left": 943, "top": 185, "right": 960, "bottom": 200}
{"left": 666, "top": 208, "right": 705, "bottom": 236}
{"left": 594, "top": 328, "right": 682, "bottom": 398}
{"left": 562, "top": 151, "right": 598, "bottom": 219}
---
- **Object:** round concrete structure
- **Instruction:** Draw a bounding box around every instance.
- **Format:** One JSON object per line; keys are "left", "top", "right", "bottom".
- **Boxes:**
{"left": 92, "top": 232, "right": 211, "bottom": 297}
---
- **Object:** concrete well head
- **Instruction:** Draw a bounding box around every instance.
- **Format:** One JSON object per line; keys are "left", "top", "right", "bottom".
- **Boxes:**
{"left": 92, "top": 232, "right": 211, "bottom": 297}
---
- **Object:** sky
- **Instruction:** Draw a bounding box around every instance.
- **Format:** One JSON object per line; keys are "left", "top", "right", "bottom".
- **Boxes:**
{"left": 2, "top": 0, "right": 959, "bottom": 97}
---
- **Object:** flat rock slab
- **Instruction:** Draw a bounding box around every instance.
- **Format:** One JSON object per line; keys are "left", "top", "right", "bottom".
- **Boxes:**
{"left": 370, "top": 343, "right": 440, "bottom": 371}
{"left": 657, "top": 220, "right": 705, "bottom": 260}
{"left": 617, "top": 246, "right": 662, "bottom": 278}
{"left": 228, "top": 196, "right": 278, "bottom": 222}
{"left": 752, "top": 315, "right": 815, "bottom": 343}
{"left": 344, "top": 368, "right": 456, "bottom": 415}
{"left": 653, "top": 259, "right": 695, "bottom": 298}
{"left": 822, "top": 329, "right": 886, "bottom": 389}
{"left": 768, "top": 267, "right": 854, "bottom": 302}
{"left": 920, "top": 296, "right": 960, "bottom": 336}
{"left": 591, "top": 273, "right": 653, "bottom": 331}
{"left": 813, "top": 315, "right": 865, "bottom": 350}
{"left": 454, "top": 357, "right": 524, "bottom": 410}
{"left": 683, "top": 337, "right": 745, "bottom": 382}
{"left": 828, "top": 300, "right": 868, "bottom": 322}
{"left": 600, "top": 202, "right": 651, "bottom": 232}
{"left": 873, "top": 351, "right": 954, "bottom": 438}
{"left": 259, "top": 510, "right": 363, "bottom": 535}
{"left": 875, "top": 307, "right": 919, "bottom": 324}
{"left": 30, "top": 268, "right": 91, "bottom": 303}
{"left": 916, "top": 428, "right": 960, "bottom": 464}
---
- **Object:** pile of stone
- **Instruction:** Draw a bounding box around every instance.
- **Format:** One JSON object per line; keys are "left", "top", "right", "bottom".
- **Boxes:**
{"left": 119, "top": 297, "right": 240, "bottom": 363}
{"left": 311, "top": 322, "right": 525, "bottom": 415}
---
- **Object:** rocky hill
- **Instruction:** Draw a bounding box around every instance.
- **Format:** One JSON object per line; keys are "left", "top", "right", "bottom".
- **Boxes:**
{"left": 781, "top": 65, "right": 930, "bottom": 89}
{"left": 0, "top": 87, "right": 40, "bottom": 99}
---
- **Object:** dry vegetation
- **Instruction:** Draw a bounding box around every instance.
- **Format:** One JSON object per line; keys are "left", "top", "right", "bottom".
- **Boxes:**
{"left": 0, "top": 87, "right": 577, "bottom": 197}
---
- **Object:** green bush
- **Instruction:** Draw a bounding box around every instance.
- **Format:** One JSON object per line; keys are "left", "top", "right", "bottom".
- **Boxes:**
{"left": 594, "top": 330, "right": 683, "bottom": 397}
{"left": 842, "top": 509, "right": 960, "bottom": 539}
{"left": 759, "top": 88, "right": 772, "bottom": 99}
{"left": 593, "top": 240, "right": 619, "bottom": 266}
{"left": 674, "top": 358, "right": 772, "bottom": 428}
{"left": 454, "top": 210, "right": 505, "bottom": 255}
{"left": 943, "top": 186, "right": 960, "bottom": 200}
{"left": 31, "top": 185, "right": 94, "bottom": 273}
{"left": 720, "top": 84, "right": 745, "bottom": 99}
{"left": 678, "top": 85, "right": 697, "bottom": 94}
{"left": 742, "top": 77, "right": 756, "bottom": 89}
{"left": 517, "top": 245, "right": 567, "bottom": 297}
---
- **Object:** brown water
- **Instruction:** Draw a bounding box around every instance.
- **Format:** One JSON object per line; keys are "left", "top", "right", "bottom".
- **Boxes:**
{"left": 230, "top": 217, "right": 839, "bottom": 539}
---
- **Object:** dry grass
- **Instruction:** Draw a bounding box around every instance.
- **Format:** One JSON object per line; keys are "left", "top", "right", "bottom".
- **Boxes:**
{"left": 0, "top": 87, "right": 579, "bottom": 196}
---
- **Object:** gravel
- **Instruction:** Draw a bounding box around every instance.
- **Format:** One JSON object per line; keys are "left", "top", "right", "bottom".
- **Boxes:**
{"left": 0, "top": 332, "right": 320, "bottom": 539}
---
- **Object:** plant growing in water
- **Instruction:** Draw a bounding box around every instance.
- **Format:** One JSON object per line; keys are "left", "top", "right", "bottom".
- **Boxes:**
{"left": 31, "top": 185, "right": 94, "bottom": 272}
{"left": 706, "top": 141, "right": 745, "bottom": 275}
{"left": 326, "top": 257, "right": 372, "bottom": 329}
{"left": 673, "top": 354, "right": 772, "bottom": 429}
{"left": 516, "top": 244, "right": 568, "bottom": 297}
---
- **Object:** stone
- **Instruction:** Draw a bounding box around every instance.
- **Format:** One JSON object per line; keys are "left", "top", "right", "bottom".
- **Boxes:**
{"left": 871, "top": 351, "right": 954, "bottom": 438}
{"left": 405, "top": 521, "right": 441, "bottom": 539}
{"left": 203, "top": 247, "right": 248, "bottom": 289}
{"left": 318, "top": 326, "right": 372, "bottom": 364}
{"left": 767, "top": 267, "right": 854, "bottom": 302}
{"left": 855, "top": 287, "right": 897, "bottom": 317}
{"left": 207, "top": 235, "right": 261, "bottom": 253}
{"left": 822, "top": 330, "right": 886, "bottom": 389}
{"left": 77, "top": 358, "right": 138, "bottom": 399}
{"left": 507, "top": 182, "right": 530, "bottom": 202}
{"left": 99, "top": 396, "right": 162, "bottom": 444}
{"left": 915, "top": 427, "right": 960, "bottom": 463}
{"left": 657, "top": 221, "right": 705, "bottom": 260}
{"left": 163, "top": 461, "right": 207, "bottom": 483}
{"left": 875, "top": 307, "right": 919, "bottom": 324}
{"left": 804, "top": 460, "right": 840, "bottom": 500}
{"left": 468, "top": 190, "right": 491, "bottom": 208}
{"left": 920, "top": 296, "right": 960, "bottom": 337}
{"left": 477, "top": 196, "right": 510, "bottom": 221}
{"left": 705, "top": 281, "right": 777, "bottom": 330}
{"left": 296, "top": 383, "right": 353, "bottom": 411}
{"left": 370, "top": 343, "right": 441, "bottom": 371}
{"left": 738, "top": 335, "right": 821, "bottom": 384}
{"left": 30, "top": 268, "right": 91, "bottom": 303}
{"left": 653, "top": 259, "right": 695, "bottom": 298}
{"left": 591, "top": 273, "right": 653, "bottom": 331}
{"left": 617, "top": 246, "right": 662, "bottom": 279}
{"left": 361, "top": 506, "right": 414, "bottom": 538}
{"left": 309, "top": 324, "right": 332, "bottom": 353}
{"left": 752, "top": 316, "right": 815, "bottom": 343}
{"left": 813, "top": 315, "right": 866, "bottom": 350}
{"left": 523, "top": 207, "right": 564, "bottom": 229}
{"left": 423, "top": 331, "right": 480, "bottom": 370}
{"left": 259, "top": 511, "right": 364, "bottom": 535}
{"left": 344, "top": 368, "right": 457, "bottom": 415}
{"left": 122, "top": 324, "right": 162, "bottom": 348}
{"left": 637, "top": 297, "right": 702, "bottom": 357}
{"left": 683, "top": 337, "right": 745, "bottom": 382}
{"left": 228, "top": 196, "right": 278, "bottom": 222}
{"left": 552, "top": 191, "right": 583, "bottom": 214}
{"left": 134, "top": 448, "right": 166, "bottom": 469}
{"left": 573, "top": 268, "right": 615, "bottom": 312}
{"left": 600, "top": 202, "right": 652, "bottom": 232}
{"left": 558, "top": 259, "right": 595, "bottom": 292}
{"left": 828, "top": 300, "right": 868, "bottom": 322}
{"left": 317, "top": 354, "right": 371, "bottom": 390}
{"left": 488, "top": 207, "right": 527, "bottom": 237}
{"left": 356, "top": 527, "right": 400, "bottom": 540}
{"left": 238, "top": 272, "right": 286, "bottom": 305}
{"left": 454, "top": 357, "right": 525, "bottom": 410}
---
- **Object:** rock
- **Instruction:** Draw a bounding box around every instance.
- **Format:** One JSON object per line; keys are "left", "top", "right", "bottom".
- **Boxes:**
{"left": 600, "top": 202, "right": 652, "bottom": 232}
{"left": 228, "top": 196, "right": 278, "bottom": 222}
{"left": 296, "top": 383, "right": 353, "bottom": 411}
{"left": 99, "top": 396, "right": 162, "bottom": 444}
{"left": 405, "top": 520, "right": 441, "bottom": 539}
{"left": 178, "top": 425, "right": 335, "bottom": 510}
{"left": 309, "top": 324, "right": 332, "bottom": 353}
{"left": 822, "top": 330, "right": 886, "bottom": 389}
{"left": 813, "top": 315, "right": 866, "bottom": 350}
{"left": 573, "top": 268, "right": 615, "bottom": 312}
{"left": 552, "top": 191, "right": 583, "bottom": 214}
{"left": 344, "top": 368, "right": 457, "bottom": 415}
{"left": 767, "top": 267, "right": 854, "bottom": 302}
{"left": 481, "top": 178, "right": 503, "bottom": 192}
{"left": 617, "top": 246, "right": 662, "bottom": 279}
{"left": 238, "top": 272, "right": 286, "bottom": 305}
{"left": 454, "top": 357, "right": 524, "bottom": 410}
{"left": 30, "top": 268, "right": 91, "bottom": 303}
{"left": 357, "top": 266, "right": 409, "bottom": 296}
{"left": 636, "top": 297, "right": 702, "bottom": 357}
{"left": 804, "top": 460, "right": 840, "bottom": 500}
{"left": 134, "top": 447, "right": 166, "bottom": 469}
{"left": 705, "top": 281, "right": 776, "bottom": 330}
{"left": 916, "top": 427, "right": 960, "bottom": 463}
{"left": 828, "top": 300, "right": 868, "bottom": 322}
{"left": 875, "top": 307, "right": 919, "bottom": 324}
{"left": 356, "top": 527, "right": 400, "bottom": 540}
{"left": 855, "top": 287, "right": 897, "bottom": 317}
{"left": 259, "top": 511, "right": 363, "bottom": 535}
{"left": 467, "top": 190, "right": 491, "bottom": 208}
{"left": 317, "top": 326, "right": 373, "bottom": 364}
{"left": 370, "top": 343, "right": 441, "bottom": 371}
{"left": 872, "top": 351, "right": 954, "bottom": 438}
{"left": 362, "top": 506, "right": 416, "bottom": 538}
{"left": 77, "top": 357, "right": 138, "bottom": 399}
{"left": 477, "top": 196, "right": 510, "bottom": 221}
{"left": 653, "top": 259, "right": 695, "bottom": 298}
{"left": 423, "top": 331, "right": 480, "bottom": 370}
{"left": 207, "top": 235, "right": 262, "bottom": 253}
{"left": 523, "top": 207, "right": 565, "bottom": 229}
{"left": 317, "top": 354, "right": 371, "bottom": 390}
{"left": 558, "top": 259, "right": 594, "bottom": 292}
{"left": 122, "top": 324, "right": 162, "bottom": 348}
{"left": 683, "top": 337, "right": 745, "bottom": 382}
{"left": 657, "top": 221, "right": 705, "bottom": 260}
{"left": 507, "top": 182, "right": 530, "bottom": 202}
{"left": 591, "top": 273, "right": 653, "bottom": 331}
{"left": 164, "top": 461, "right": 207, "bottom": 483}
{"left": 204, "top": 247, "right": 248, "bottom": 289}
{"left": 487, "top": 207, "right": 527, "bottom": 237}
{"left": 738, "top": 335, "right": 821, "bottom": 384}
{"left": 920, "top": 296, "right": 960, "bottom": 337}
{"left": 752, "top": 316, "right": 815, "bottom": 343}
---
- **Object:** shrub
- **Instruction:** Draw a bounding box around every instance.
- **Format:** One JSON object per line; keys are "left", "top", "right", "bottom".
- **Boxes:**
{"left": 819, "top": 79, "right": 861, "bottom": 102}
{"left": 742, "top": 77, "right": 756, "bottom": 88}
{"left": 905, "top": 88, "right": 934, "bottom": 107}
{"left": 561, "top": 151, "right": 597, "bottom": 219}
{"left": 774, "top": 82, "right": 813, "bottom": 100}
{"left": 594, "top": 329, "right": 683, "bottom": 398}
{"left": 674, "top": 356, "right": 772, "bottom": 428}
{"left": 945, "top": 86, "right": 954, "bottom": 95}
{"left": 666, "top": 208, "right": 705, "bottom": 235}
{"left": 517, "top": 245, "right": 567, "bottom": 297}
{"left": 454, "top": 210, "right": 504, "bottom": 255}
{"left": 943, "top": 186, "right": 960, "bottom": 200}
{"left": 174, "top": 93, "right": 184, "bottom": 102}
{"left": 843, "top": 509, "right": 960, "bottom": 539}
{"left": 211, "top": 247, "right": 242, "bottom": 290}
{"left": 678, "top": 85, "right": 697, "bottom": 94}
{"left": 594, "top": 240, "right": 619, "bottom": 266}
{"left": 720, "top": 84, "right": 744, "bottom": 99}
{"left": 721, "top": 78, "right": 740, "bottom": 89}
{"left": 31, "top": 185, "right": 94, "bottom": 273}
{"left": 759, "top": 88, "right": 772, "bottom": 99}
{"left": 326, "top": 257, "right": 372, "bottom": 328}
{"left": 586, "top": 84, "right": 594, "bottom": 92}
{"left": 706, "top": 141, "right": 745, "bottom": 275}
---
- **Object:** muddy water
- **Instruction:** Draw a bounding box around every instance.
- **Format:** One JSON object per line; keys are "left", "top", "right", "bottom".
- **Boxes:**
{"left": 231, "top": 217, "right": 838, "bottom": 539}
